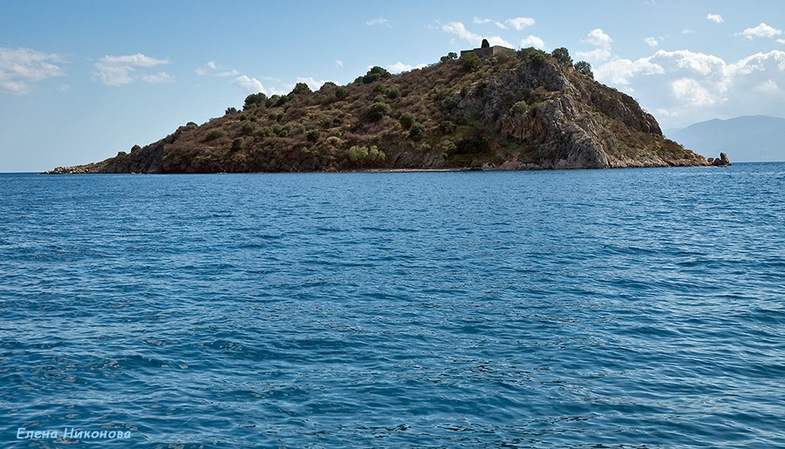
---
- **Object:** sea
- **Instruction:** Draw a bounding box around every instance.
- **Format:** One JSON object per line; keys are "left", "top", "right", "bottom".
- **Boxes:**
{"left": 1, "top": 163, "right": 784, "bottom": 448}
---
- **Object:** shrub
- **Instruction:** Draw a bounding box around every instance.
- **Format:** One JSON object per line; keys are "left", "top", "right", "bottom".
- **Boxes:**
{"left": 306, "top": 129, "right": 320, "bottom": 142}
{"left": 386, "top": 85, "right": 400, "bottom": 99}
{"left": 551, "top": 47, "right": 573, "bottom": 66}
{"left": 335, "top": 86, "right": 347, "bottom": 100}
{"left": 225, "top": 107, "right": 238, "bottom": 115}
{"left": 461, "top": 52, "right": 481, "bottom": 72}
{"left": 362, "top": 66, "right": 392, "bottom": 84}
{"left": 367, "top": 102, "right": 391, "bottom": 121}
{"left": 528, "top": 51, "right": 548, "bottom": 68}
{"left": 244, "top": 92, "right": 267, "bottom": 110}
{"left": 185, "top": 121, "right": 198, "bottom": 130}
{"left": 575, "top": 60, "right": 593, "bottom": 78}
{"left": 399, "top": 112, "right": 416, "bottom": 130}
{"left": 409, "top": 122, "right": 425, "bottom": 139}
{"left": 254, "top": 126, "right": 275, "bottom": 138}
{"left": 290, "top": 82, "right": 312, "bottom": 96}
{"left": 265, "top": 95, "right": 280, "bottom": 107}
{"left": 231, "top": 137, "right": 244, "bottom": 151}
{"left": 204, "top": 128, "right": 227, "bottom": 142}
{"left": 347, "top": 145, "right": 386, "bottom": 166}
{"left": 241, "top": 122, "right": 257, "bottom": 135}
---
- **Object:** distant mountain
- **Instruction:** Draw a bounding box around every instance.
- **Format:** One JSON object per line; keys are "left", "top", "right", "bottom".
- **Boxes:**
{"left": 668, "top": 116, "right": 785, "bottom": 162}
{"left": 46, "top": 47, "right": 720, "bottom": 174}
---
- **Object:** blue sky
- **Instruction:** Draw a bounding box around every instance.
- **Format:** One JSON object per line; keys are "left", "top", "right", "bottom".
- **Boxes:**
{"left": 2, "top": 0, "right": 784, "bottom": 172}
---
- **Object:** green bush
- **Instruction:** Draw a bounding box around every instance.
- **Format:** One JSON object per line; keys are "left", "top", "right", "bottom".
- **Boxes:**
{"left": 461, "top": 52, "right": 481, "bottom": 72}
{"left": 551, "top": 47, "right": 573, "bottom": 66}
{"left": 231, "top": 137, "right": 244, "bottom": 151}
{"left": 244, "top": 92, "right": 267, "bottom": 110}
{"left": 290, "top": 82, "right": 312, "bottom": 96}
{"left": 254, "top": 126, "right": 275, "bottom": 138}
{"left": 241, "top": 122, "right": 257, "bottom": 136}
{"left": 367, "top": 102, "right": 391, "bottom": 121}
{"left": 399, "top": 112, "right": 416, "bottom": 130}
{"left": 347, "top": 145, "right": 386, "bottom": 166}
{"left": 528, "top": 51, "right": 548, "bottom": 69}
{"left": 362, "top": 66, "right": 392, "bottom": 84}
{"left": 409, "top": 122, "right": 425, "bottom": 139}
{"left": 386, "top": 85, "right": 400, "bottom": 99}
{"left": 335, "top": 86, "right": 347, "bottom": 100}
{"left": 574, "top": 60, "right": 593, "bottom": 78}
{"left": 320, "top": 81, "right": 337, "bottom": 91}
{"left": 306, "top": 129, "right": 320, "bottom": 142}
{"left": 204, "top": 128, "right": 227, "bottom": 142}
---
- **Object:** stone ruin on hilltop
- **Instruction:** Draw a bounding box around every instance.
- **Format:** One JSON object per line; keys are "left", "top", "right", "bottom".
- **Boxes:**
{"left": 460, "top": 38, "right": 514, "bottom": 59}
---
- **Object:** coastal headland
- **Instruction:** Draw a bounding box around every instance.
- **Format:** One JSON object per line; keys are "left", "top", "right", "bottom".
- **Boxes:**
{"left": 45, "top": 45, "right": 728, "bottom": 174}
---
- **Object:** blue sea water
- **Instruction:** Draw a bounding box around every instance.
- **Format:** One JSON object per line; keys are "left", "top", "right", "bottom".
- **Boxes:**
{"left": 1, "top": 164, "right": 784, "bottom": 448}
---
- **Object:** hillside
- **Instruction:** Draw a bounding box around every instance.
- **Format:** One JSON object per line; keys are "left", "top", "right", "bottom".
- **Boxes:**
{"left": 668, "top": 116, "right": 785, "bottom": 162}
{"left": 45, "top": 47, "right": 724, "bottom": 174}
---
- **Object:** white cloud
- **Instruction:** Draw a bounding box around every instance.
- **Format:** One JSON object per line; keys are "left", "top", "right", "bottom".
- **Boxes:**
{"left": 738, "top": 23, "right": 783, "bottom": 39}
{"left": 520, "top": 35, "right": 545, "bottom": 49}
{"left": 196, "top": 61, "right": 239, "bottom": 77}
{"left": 232, "top": 75, "right": 265, "bottom": 94}
{"left": 594, "top": 49, "right": 785, "bottom": 127}
{"left": 474, "top": 16, "right": 535, "bottom": 31}
{"left": 442, "top": 22, "right": 480, "bottom": 42}
{"left": 473, "top": 17, "right": 505, "bottom": 28}
{"left": 93, "top": 53, "right": 171, "bottom": 86}
{"left": 387, "top": 61, "right": 427, "bottom": 73}
{"left": 442, "top": 21, "right": 513, "bottom": 48}
{"left": 577, "top": 29, "right": 613, "bottom": 62}
{"left": 594, "top": 57, "right": 665, "bottom": 85}
{"left": 644, "top": 37, "right": 659, "bottom": 48}
{"left": 140, "top": 73, "right": 173, "bottom": 83}
{"left": 506, "top": 17, "right": 536, "bottom": 30}
{"left": 577, "top": 48, "right": 612, "bottom": 62}
{"left": 335, "top": 59, "right": 343, "bottom": 68}
{"left": 367, "top": 17, "right": 391, "bottom": 28}
{"left": 0, "top": 46, "right": 65, "bottom": 94}
{"left": 671, "top": 77, "right": 716, "bottom": 107}
{"left": 584, "top": 28, "right": 613, "bottom": 47}
{"left": 707, "top": 13, "right": 724, "bottom": 24}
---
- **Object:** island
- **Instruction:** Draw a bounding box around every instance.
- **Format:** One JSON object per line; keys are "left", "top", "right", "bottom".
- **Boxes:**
{"left": 45, "top": 44, "right": 729, "bottom": 174}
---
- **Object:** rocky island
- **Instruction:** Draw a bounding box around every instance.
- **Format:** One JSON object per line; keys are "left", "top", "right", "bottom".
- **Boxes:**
{"left": 45, "top": 44, "right": 728, "bottom": 174}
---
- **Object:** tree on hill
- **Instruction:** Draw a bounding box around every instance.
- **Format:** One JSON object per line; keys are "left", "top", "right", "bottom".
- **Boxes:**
{"left": 574, "top": 60, "right": 593, "bottom": 78}
{"left": 551, "top": 47, "right": 573, "bottom": 67}
{"left": 360, "top": 66, "right": 392, "bottom": 84}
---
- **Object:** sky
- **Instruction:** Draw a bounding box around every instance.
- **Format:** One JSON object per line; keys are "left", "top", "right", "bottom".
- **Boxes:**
{"left": 2, "top": 0, "right": 784, "bottom": 172}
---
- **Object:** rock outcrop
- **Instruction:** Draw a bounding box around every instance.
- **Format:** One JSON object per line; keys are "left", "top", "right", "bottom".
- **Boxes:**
{"left": 44, "top": 47, "right": 723, "bottom": 174}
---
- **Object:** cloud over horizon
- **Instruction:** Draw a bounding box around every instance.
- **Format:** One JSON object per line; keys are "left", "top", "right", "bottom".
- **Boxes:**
{"left": 595, "top": 48, "right": 785, "bottom": 126}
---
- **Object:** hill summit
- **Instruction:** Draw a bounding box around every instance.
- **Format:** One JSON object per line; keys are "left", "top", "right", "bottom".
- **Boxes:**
{"left": 46, "top": 47, "right": 725, "bottom": 174}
